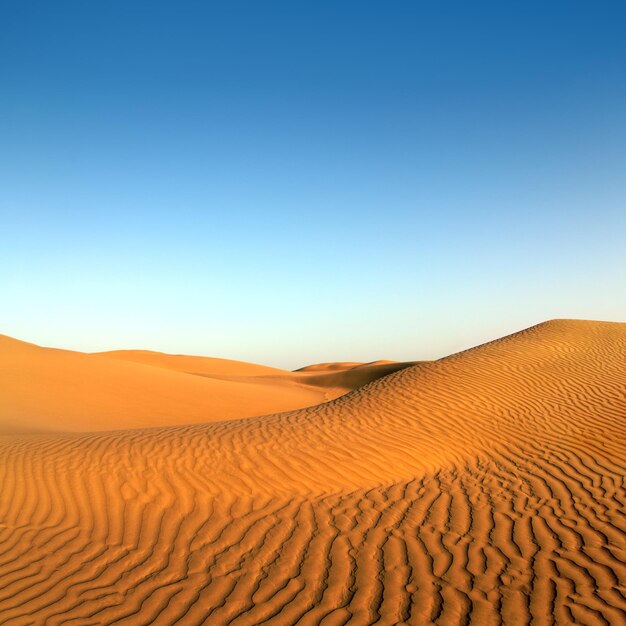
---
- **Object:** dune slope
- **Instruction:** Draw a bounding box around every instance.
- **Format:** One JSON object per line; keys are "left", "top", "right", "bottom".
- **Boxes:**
{"left": 0, "top": 320, "right": 625, "bottom": 624}
{"left": 0, "top": 336, "right": 414, "bottom": 432}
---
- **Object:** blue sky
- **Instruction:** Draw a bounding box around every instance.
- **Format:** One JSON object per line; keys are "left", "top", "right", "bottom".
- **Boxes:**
{"left": 2, "top": 1, "right": 625, "bottom": 368}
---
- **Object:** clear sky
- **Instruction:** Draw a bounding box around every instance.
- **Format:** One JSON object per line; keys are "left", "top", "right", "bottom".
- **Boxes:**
{"left": 2, "top": 1, "right": 625, "bottom": 368}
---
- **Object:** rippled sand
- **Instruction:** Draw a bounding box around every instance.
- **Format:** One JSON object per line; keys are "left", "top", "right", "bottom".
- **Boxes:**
{"left": 1, "top": 320, "right": 624, "bottom": 624}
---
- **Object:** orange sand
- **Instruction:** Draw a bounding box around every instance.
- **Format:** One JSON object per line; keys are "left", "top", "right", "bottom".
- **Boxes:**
{"left": 0, "top": 320, "right": 625, "bottom": 624}
{"left": 0, "top": 335, "right": 417, "bottom": 432}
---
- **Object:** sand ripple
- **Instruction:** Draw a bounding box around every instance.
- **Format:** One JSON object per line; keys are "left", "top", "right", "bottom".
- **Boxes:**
{"left": 1, "top": 320, "right": 625, "bottom": 624}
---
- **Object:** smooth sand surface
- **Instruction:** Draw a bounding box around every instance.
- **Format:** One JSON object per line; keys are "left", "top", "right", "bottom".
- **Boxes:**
{"left": 0, "top": 320, "right": 625, "bottom": 624}
{"left": 0, "top": 335, "right": 417, "bottom": 432}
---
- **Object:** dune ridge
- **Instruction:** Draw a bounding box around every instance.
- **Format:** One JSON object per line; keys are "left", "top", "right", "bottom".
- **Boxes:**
{"left": 0, "top": 320, "right": 625, "bottom": 624}
{"left": 0, "top": 335, "right": 418, "bottom": 432}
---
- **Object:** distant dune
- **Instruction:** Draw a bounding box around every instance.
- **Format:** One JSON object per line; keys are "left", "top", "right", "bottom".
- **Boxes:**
{"left": 0, "top": 320, "right": 625, "bottom": 624}
{"left": 0, "top": 334, "right": 419, "bottom": 432}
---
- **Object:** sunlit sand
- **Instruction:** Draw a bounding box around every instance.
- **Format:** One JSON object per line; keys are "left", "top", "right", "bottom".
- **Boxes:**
{"left": 0, "top": 320, "right": 625, "bottom": 624}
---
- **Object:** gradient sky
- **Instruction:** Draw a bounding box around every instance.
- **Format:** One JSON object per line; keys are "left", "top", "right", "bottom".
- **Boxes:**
{"left": 2, "top": 1, "right": 626, "bottom": 368}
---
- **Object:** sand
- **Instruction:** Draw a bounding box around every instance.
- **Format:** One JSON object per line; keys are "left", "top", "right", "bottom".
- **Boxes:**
{"left": 0, "top": 335, "right": 418, "bottom": 432}
{"left": 0, "top": 319, "right": 624, "bottom": 624}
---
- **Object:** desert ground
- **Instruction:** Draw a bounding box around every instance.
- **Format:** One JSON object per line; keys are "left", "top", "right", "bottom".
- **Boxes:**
{"left": 0, "top": 319, "right": 625, "bottom": 625}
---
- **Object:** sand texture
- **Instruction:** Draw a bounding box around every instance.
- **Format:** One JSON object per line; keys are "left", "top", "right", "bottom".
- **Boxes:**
{"left": 0, "top": 335, "right": 418, "bottom": 432}
{"left": 0, "top": 320, "right": 625, "bottom": 624}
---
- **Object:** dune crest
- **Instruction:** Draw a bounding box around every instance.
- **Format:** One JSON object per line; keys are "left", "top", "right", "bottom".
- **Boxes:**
{"left": 0, "top": 335, "right": 415, "bottom": 432}
{"left": 0, "top": 320, "right": 625, "bottom": 624}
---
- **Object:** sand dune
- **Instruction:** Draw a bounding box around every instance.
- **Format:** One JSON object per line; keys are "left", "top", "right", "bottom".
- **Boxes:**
{"left": 0, "top": 335, "right": 413, "bottom": 432}
{"left": 290, "top": 360, "right": 423, "bottom": 392}
{"left": 95, "top": 349, "right": 289, "bottom": 377}
{"left": 99, "top": 350, "right": 422, "bottom": 402}
{"left": 0, "top": 320, "right": 625, "bottom": 624}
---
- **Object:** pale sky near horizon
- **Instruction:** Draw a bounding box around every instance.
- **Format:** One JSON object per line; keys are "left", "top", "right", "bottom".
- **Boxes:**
{"left": 2, "top": 1, "right": 626, "bottom": 368}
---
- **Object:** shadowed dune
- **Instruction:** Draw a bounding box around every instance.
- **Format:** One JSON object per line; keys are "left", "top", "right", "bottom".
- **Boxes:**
{"left": 0, "top": 335, "right": 415, "bottom": 432}
{"left": 289, "top": 360, "right": 424, "bottom": 392}
{"left": 0, "top": 320, "right": 625, "bottom": 624}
